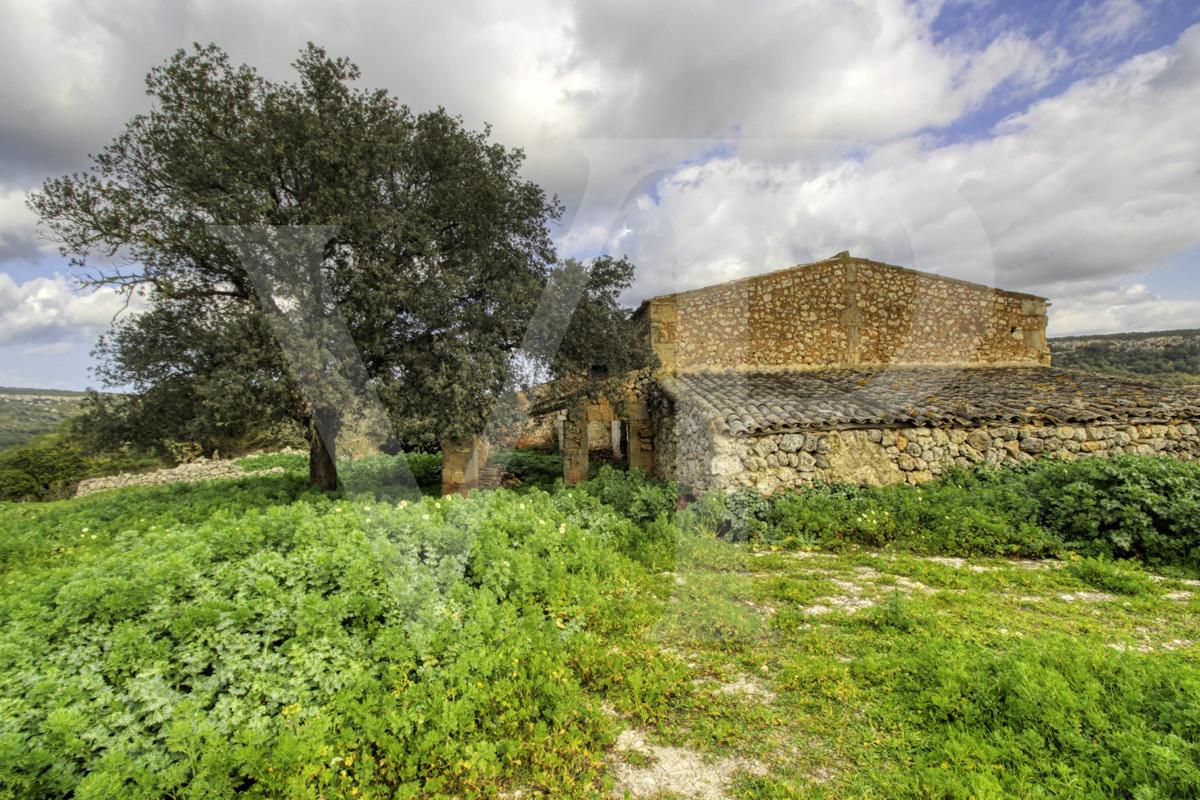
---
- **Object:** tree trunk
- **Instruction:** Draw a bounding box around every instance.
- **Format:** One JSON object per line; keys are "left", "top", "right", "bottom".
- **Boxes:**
{"left": 308, "top": 427, "right": 339, "bottom": 492}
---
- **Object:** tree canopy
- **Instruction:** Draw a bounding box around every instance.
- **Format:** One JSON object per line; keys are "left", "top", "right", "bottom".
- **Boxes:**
{"left": 30, "top": 43, "right": 653, "bottom": 490}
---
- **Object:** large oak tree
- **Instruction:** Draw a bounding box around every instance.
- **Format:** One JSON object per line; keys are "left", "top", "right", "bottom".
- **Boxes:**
{"left": 31, "top": 43, "right": 650, "bottom": 490}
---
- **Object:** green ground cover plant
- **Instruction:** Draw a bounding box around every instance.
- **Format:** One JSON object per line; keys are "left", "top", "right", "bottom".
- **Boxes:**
{"left": 0, "top": 481, "right": 666, "bottom": 798}
{"left": 1063, "top": 554, "right": 1163, "bottom": 596}
{"left": 2, "top": 453, "right": 1199, "bottom": 798}
{"left": 869, "top": 635, "right": 1200, "bottom": 797}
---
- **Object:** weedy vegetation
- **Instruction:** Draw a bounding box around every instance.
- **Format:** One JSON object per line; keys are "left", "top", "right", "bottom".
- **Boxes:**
{"left": 0, "top": 453, "right": 1197, "bottom": 798}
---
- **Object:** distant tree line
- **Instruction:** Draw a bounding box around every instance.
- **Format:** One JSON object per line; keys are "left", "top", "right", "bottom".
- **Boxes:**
{"left": 1049, "top": 328, "right": 1200, "bottom": 345}
{"left": 1050, "top": 340, "right": 1200, "bottom": 385}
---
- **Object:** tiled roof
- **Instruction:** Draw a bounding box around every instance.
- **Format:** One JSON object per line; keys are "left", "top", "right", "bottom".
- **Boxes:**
{"left": 664, "top": 367, "right": 1200, "bottom": 436}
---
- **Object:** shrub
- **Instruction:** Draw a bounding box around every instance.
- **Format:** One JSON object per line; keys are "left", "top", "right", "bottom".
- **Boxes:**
{"left": 674, "top": 487, "right": 771, "bottom": 543}
{"left": 1022, "top": 455, "right": 1200, "bottom": 569}
{"left": 0, "top": 439, "right": 90, "bottom": 501}
{"left": 404, "top": 450, "right": 443, "bottom": 488}
{"left": 572, "top": 465, "right": 677, "bottom": 528}
{"left": 332, "top": 451, "right": 443, "bottom": 499}
{"left": 490, "top": 447, "right": 564, "bottom": 490}
{"left": 552, "top": 475, "right": 677, "bottom": 569}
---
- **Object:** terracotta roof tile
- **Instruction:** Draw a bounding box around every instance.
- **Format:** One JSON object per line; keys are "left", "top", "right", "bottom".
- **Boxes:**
{"left": 668, "top": 368, "right": 1200, "bottom": 435}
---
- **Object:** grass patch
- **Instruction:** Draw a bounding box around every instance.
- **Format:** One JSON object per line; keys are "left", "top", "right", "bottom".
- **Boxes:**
{"left": 1063, "top": 554, "right": 1164, "bottom": 596}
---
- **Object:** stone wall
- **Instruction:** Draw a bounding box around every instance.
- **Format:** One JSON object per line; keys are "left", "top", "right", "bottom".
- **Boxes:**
{"left": 76, "top": 458, "right": 285, "bottom": 497}
{"left": 674, "top": 420, "right": 1200, "bottom": 494}
{"left": 635, "top": 254, "right": 1049, "bottom": 373}
{"left": 649, "top": 393, "right": 679, "bottom": 484}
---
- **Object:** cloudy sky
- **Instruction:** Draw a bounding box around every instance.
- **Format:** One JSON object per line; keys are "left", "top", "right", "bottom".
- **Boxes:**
{"left": 2, "top": 0, "right": 1199, "bottom": 389}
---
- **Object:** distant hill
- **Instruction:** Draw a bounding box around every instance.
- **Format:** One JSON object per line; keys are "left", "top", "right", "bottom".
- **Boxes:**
{"left": 0, "top": 386, "right": 90, "bottom": 398}
{"left": 0, "top": 387, "right": 90, "bottom": 453}
{"left": 1048, "top": 330, "right": 1200, "bottom": 386}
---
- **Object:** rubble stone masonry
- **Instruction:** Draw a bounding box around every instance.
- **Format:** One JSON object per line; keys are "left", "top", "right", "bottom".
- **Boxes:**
{"left": 636, "top": 255, "right": 1050, "bottom": 374}
{"left": 684, "top": 420, "right": 1200, "bottom": 495}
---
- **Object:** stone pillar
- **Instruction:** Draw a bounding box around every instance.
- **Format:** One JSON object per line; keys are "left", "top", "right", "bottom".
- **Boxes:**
{"left": 441, "top": 435, "right": 485, "bottom": 496}
{"left": 611, "top": 420, "right": 623, "bottom": 461}
{"left": 628, "top": 402, "right": 655, "bottom": 475}
{"left": 563, "top": 406, "right": 589, "bottom": 486}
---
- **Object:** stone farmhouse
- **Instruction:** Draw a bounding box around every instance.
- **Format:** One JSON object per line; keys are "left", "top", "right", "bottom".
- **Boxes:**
{"left": 534, "top": 252, "right": 1200, "bottom": 494}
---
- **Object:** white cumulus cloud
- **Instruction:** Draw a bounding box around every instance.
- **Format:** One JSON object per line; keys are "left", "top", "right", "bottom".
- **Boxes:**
{"left": 0, "top": 273, "right": 135, "bottom": 347}
{"left": 1047, "top": 281, "right": 1200, "bottom": 335}
{"left": 584, "top": 22, "right": 1200, "bottom": 330}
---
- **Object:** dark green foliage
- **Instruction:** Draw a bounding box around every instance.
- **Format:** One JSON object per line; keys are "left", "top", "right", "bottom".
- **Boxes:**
{"left": 488, "top": 447, "right": 563, "bottom": 490}
{"left": 1023, "top": 455, "right": 1200, "bottom": 569}
{"left": 528, "top": 453, "right": 1200, "bottom": 571}
{"left": 334, "top": 452, "right": 443, "bottom": 499}
{"left": 881, "top": 636, "right": 1200, "bottom": 798}
{"left": 0, "top": 467, "right": 39, "bottom": 500}
{"left": 31, "top": 44, "right": 653, "bottom": 492}
{"left": 758, "top": 482, "right": 862, "bottom": 548}
{"left": 756, "top": 468, "right": 1055, "bottom": 557}
{"left": 552, "top": 468, "right": 679, "bottom": 569}
{"left": 750, "top": 456, "right": 1200, "bottom": 566}
{"left": 0, "top": 439, "right": 90, "bottom": 500}
{"left": 403, "top": 451, "right": 443, "bottom": 489}
{"left": 526, "top": 256, "right": 660, "bottom": 405}
{"left": 0, "top": 430, "right": 165, "bottom": 502}
{"left": 675, "top": 487, "right": 771, "bottom": 543}
{"left": 716, "top": 487, "right": 771, "bottom": 543}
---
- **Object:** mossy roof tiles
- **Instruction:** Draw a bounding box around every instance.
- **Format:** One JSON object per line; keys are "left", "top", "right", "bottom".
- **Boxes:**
{"left": 664, "top": 368, "right": 1200, "bottom": 436}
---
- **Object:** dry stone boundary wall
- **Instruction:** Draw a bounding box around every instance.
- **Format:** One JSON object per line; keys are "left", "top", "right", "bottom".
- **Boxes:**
{"left": 75, "top": 458, "right": 284, "bottom": 497}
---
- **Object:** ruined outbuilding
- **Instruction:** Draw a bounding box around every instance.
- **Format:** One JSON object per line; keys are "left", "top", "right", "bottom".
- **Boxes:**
{"left": 539, "top": 252, "right": 1200, "bottom": 492}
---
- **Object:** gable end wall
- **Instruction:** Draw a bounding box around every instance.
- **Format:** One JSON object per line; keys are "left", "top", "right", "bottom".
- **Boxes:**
{"left": 642, "top": 258, "right": 1049, "bottom": 371}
